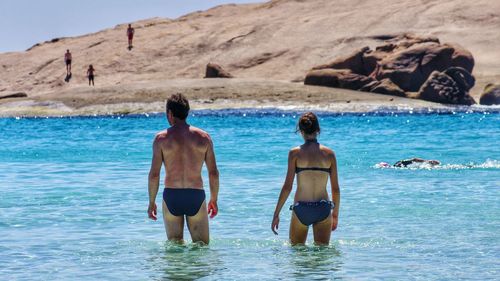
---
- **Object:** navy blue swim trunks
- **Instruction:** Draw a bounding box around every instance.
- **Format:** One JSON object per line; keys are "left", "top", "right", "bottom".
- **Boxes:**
{"left": 163, "top": 188, "right": 206, "bottom": 216}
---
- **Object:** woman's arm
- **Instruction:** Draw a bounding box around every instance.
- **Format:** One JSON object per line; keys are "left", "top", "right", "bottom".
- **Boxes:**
{"left": 271, "top": 149, "right": 296, "bottom": 234}
{"left": 330, "top": 152, "right": 340, "bottom": 231}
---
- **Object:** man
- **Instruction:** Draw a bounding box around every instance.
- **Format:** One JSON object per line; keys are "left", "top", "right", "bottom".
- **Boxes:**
{"left": 86, "top": 64, "right": 95, "bottom": 86}
{"left": 378, "top": 158, "right": 441, "bottom": 168}
{"left": 393, "top": 158, "right": 440, "bottom": 167}
{"left": 127, "top": 24, "right": 135, "bottom": 50}
{"left": 148, "top": 93, "right": 219, "bottom": 244}
{"left": 64, "top": 49, "right": 72, "bottom": 75}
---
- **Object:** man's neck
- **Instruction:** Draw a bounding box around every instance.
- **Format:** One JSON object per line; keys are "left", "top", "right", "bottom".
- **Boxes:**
{"left": 172, "top": 119, "right": 188, "bottom": 127}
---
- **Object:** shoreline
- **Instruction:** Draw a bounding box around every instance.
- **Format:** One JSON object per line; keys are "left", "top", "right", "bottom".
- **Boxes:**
{"left": 1, "top": 101, "right": 498, "bottom": 118}
{"left": 1, "top": 79, "right": 498, "bottom": 117}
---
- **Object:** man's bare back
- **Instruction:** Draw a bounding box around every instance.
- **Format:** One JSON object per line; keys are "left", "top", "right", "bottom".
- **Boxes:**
{"left": 148, "top": 94, "right": 219, "bottom": 244}
{"left": 158, "top": 125, "right": 210, "bottom": 188}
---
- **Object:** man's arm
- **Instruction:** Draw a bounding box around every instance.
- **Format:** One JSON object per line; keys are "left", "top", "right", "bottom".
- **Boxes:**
{"left": 205, "top": 136, "right": 219, "bottom": 218}
{"left": 148, "top": 135, "right": 163, "bottom": 220}
{"left": 271, "top": 149, "right": 296, "bottom": 235}
{"left": 330, "top": 152, "right": 340, "bottom": 231}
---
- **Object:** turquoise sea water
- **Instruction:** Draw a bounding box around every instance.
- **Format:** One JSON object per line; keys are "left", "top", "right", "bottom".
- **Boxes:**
{"left": 0, "top": 110, "right": 499, "bottom": 280}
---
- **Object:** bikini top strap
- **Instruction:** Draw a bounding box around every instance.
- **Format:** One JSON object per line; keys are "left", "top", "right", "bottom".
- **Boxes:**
{"left": 295, "top": 167, "right": 331, "bottom": 174}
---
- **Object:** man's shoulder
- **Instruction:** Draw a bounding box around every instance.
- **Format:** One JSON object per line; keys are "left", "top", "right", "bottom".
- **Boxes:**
{"left": 190, "top": 126, "right": 211, "bottom": 138}
{"left": 154, "top": 130, "right": 169, "bottom": 141}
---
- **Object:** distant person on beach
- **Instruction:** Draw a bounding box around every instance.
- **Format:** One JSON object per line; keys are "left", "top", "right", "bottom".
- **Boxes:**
{"left": 64, "top": 50, "right": 72, "bottom": 75}
{"left": 127, "top": 24, "right": 135, "bottom": 50}
{"left": 379, "top": 158, "right": 441, "bottom": 168}
{"left": 271, "top": 112, "right": 340, "bottom": 245}
{"left": 147, "top": 93, "right": 219, "bottom": 244}
{"left": 86, "top": 65, "right": 95, "bottom": 86}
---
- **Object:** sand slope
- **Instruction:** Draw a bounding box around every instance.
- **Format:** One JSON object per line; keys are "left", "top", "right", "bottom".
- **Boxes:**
{"left": 0, "top": 0, "right": 499, "bottom": 113}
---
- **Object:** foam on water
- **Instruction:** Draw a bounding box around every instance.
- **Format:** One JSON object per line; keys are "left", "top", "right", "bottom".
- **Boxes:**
{"left": 1, "top": 101, "right": 500, "bottom": 117}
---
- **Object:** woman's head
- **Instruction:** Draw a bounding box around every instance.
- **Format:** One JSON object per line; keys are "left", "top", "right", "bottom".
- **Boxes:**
{"left": 296, "top": 112, "right": 320, "bottom": 137}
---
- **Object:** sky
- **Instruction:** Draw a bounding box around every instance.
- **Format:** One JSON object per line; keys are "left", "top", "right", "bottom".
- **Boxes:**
{"left": 0, "top": 0, "right": 264, "bottom": 53}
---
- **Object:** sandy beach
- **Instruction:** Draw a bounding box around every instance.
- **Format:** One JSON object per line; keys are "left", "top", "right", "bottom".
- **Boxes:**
{"left": 2, "top": 78, "right": 494, "bottom": 117}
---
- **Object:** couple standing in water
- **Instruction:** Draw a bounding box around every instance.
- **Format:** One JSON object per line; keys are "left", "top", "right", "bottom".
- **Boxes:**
{"left": 147, "top": 94, "right": 340, "bottom": 245}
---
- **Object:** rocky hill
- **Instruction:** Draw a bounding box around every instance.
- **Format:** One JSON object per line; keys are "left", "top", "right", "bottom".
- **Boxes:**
{"left": 0, "top": 0, "right": 499, "bottom": 111}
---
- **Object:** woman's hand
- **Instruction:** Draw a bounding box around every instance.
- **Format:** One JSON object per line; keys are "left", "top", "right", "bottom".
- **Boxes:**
{"left": 331, "top": 214, "right": 338, "bottom": 231}
{"left": 271, "top": 215, "right": 280, "bottom": 235}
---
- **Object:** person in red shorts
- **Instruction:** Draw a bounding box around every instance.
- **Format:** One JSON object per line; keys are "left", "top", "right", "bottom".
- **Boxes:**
{"left": 127, "top": 24, "right": 135, "bottom": 50}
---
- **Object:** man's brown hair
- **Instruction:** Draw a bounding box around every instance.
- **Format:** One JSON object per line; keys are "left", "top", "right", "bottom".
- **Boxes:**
{"left": 166, "top": 93, "right": 190, "bottom": 120}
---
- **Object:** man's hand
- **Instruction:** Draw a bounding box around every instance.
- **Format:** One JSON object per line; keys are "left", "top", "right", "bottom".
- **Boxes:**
{"left": 271, "top": 215, "right": 280, "bottom": 235}
{"left": 148, "top": 203, "right": 157, "bottom": 221}
{"left": 331, "top": 214, "right": 338, "bottom": 231}
{"left": 207, "top": 200, "right": 218, "bottom": 219}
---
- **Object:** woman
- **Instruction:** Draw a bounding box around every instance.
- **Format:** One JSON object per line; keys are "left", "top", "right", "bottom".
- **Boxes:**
{"left": 87, "top": 65, "right": 95, "bottom": 86}
{"left": 271, "top": 112, "right": 340, "bottom": 245}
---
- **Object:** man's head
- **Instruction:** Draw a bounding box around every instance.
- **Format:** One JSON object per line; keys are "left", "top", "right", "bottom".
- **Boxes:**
{"left": 66, "top": 49, "right": 70, "bottom": 53}
{"left": 166, "top": 93, "right": 190, "bottom": 124}
{"left": 427, "top": 160, "right": 440, "bottom": 166}
{"left": 128, "top": 24, "right": 132, "bottom": 28}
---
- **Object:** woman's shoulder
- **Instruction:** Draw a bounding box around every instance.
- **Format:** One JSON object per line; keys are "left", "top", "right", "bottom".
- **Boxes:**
{"left": 288, "top": 146, "right": 300, "bottom": 157}
{"left": 319, "top": 144, "right": 336, "bottom": 156}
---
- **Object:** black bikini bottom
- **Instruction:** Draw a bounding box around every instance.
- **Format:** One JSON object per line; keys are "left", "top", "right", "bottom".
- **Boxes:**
{"left": 290, "top": 200, "right": 334, "bottom": 226}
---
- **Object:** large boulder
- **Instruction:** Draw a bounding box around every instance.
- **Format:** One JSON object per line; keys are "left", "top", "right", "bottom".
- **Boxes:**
{"left": 304, "top": 69, "right": 376, "bottom": 90}
{"left": 204, "top": 63, "right": 233, "bottom": 78}
{"left": 417, "top": 67, "right": 476, "bottom": 105}
{"left": 479, "top": 84, "right": 500, "bottom": 105}
{"left": 305, "top": 33, "right": 476, "bottom": 103}
{"left": 373, "top": 42, "right": 456, "bottom": 92}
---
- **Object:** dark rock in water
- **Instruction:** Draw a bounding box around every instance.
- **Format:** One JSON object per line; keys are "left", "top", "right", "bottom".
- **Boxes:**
{"left": 205, "top": 63, "right": 233, "bottom": 78}
{"left": 0, "top": 92, "right": 28, "bottom": 99}
{"left": 479, "top": 84, "right": 500, "bottom": 105}
{"left": 304, "top": 69, "right": 376, "bottom": 90}
{"left": 417, "top": 67, "right": 475, "bottom": 105}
